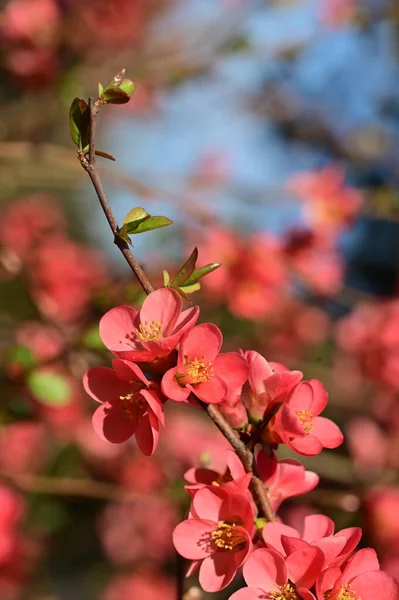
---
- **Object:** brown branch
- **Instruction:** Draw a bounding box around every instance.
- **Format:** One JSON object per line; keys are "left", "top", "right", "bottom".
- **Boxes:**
{"left": 77, "top": 90, "right": 275, "bottom": 525}
{"left": 78, "top": 98, "right": 154, "bottom": 296}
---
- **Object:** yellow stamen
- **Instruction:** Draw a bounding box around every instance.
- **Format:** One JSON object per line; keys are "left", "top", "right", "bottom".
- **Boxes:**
{"left": 120, "top": 392, "right": 146, "bottom": 421}
{"left": 296, "top": 409, "right": 313, "bottom": 434}
{"left": 210, "top": 522, "right": 246, "bottom": 551}
{"left": 136, "top": 320, "right": 162, "bottom": 342}
{"left": 175, "top": 357, "right": 214, "bottom": 387}
{"left": 334, "top": 584, "right": 361, "bottom": 600}
{"left": 269, "top": 584, "right": 298, "bottom": 600}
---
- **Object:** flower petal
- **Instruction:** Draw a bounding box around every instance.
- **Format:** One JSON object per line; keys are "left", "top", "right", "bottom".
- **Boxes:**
{"left": 308, "top": 379, "right": 328, "bottom": 414}
{"left": 214, "top": 352, "right": 248, "bottom": 388}
{"left": 303, "top": 514, "right": 335, "bottom": 542}
{"left": 312, "top": 417, "right": 343, "bottom": 449}
{"left": 229, "top": 588, "right": 266, "bottom": 600}
{"left": 263, "top": 522, "right": 299, "bottom": 555}
{"left": 140, "top": 388, "right": 165, "bottom": 426}
{"left": 139, "top": 288, "right": 182, "bottom": 334}
{"left": 83, "top": 367, "right": 132, "bottom": 403}
{"left": 173, "top": 519, "right": 215, "bottom": 559}
{"left": 288, "top": 434, "right": 324, "bottom": 456}
{"left": 192, "top": 488, "right": 225, "bottom": 521}
{"left": 179, "top": 323, "right": 223, "bottom": 363}
{"left": 288, "top": 382, "right": 314, "bottom": 411}
{"left": 92, "top": 402, "right": 135, "bottom": 443}
{"left": 243, "top": 548, "right": 287, "bottom": 590}
{"left": 199, "top": 552, "right": 237, "bottom": 592}
{"left": 350, "top": 571, "right": 399, "bottom": 600}
{"left": 111, "top": 358, "right": 150, "bottom": 386}
{"left": 193, "top": 375, "right": 227, "bottom": 404}
{"left": 286, "top": 546, "right": 324, "bottom": 588}
{"left": 99, "top": 306, "right": 139, "bottom": 352}
{"left": 161, "top": 367, "right": 191, "bottom": 402}
{"left": 134, "top": 412, "right": 159, "bottom": 456}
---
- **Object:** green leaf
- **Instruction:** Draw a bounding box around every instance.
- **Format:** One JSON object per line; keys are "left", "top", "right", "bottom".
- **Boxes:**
{"left": 123, "top": 207, "right": 151, "bottom": 226}
{"left": 184, "top": 262, "right": 221, "bottom": 285}
{"left": 163, "top": 270, "right": 170, "bottom": 286}
{"left": 125, "top": 215, "right": 173, "bottom": 234}
{"left": 119, "top": 79, "right": 135, "bottom": 95}
{"left": 81, "top": 325, "right": 105, "bottom": 350}
{"left": 5, "top": 345, "right": 36, "bottom": 370}
{"left": 68, "top": 98, "right": 89, "bottom": 150}
{"left": 170, "top": 247, "right": 198, "bottom": 287}
{"left": 95, "top": 149, "right": 116, "bottom": 161}
{"left": 102, "top": 87, "right": 130, "bottom": 104}
{"left": 109, "top": 68, "right": 126, "bottom": 88}
{"left": 118, "top": 223, "right": 132, "bottom": 245}
{"left": 171, "top": 286, "right": 191, "bottom": 301}
{"left": 180, "top": 282, "right": 201, "bottom": 294}
{"left": 98, "top": 82, "right": 104, "bottom": 96}
{"left": 27, "top": 371, "right": 72, "bottom": 407}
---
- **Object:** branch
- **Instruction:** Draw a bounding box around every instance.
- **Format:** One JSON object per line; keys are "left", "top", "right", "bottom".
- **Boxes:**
{"left": 77, "top": 92, "right": 275, "bottom": 524}
{"left": 78, "top": 98, "right": 154, "bottom": 296}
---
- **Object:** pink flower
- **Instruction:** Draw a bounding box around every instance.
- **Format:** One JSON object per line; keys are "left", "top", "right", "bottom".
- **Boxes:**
{"left": 99, "top": 288, "right": 199, "bottom": 365}
{"left": 318, "top": 548, "right": 399, "bottom": 600}
{"left": 229, "top": 547, "right": 324, "bottom": 600}
{"left": 272, "top": 380, "right": 343, "bottom": 456}
{"left": 255, "top": 450, "right": 319, "bottom": 511}
{"left": 83, "top": 359, "right": 164, "bottom": 455}
{"left": 245, "top": 351, "right": 302, "bottom": 422}
{"left": 161, "top": 323, "right": 248, "bottom": 404}
{"left": 262, "top": 514, "right": 361, "bottom": 570}
{"left": 173, "top": 487, "right": 254, "bottom": 592}
{"left": 184, "top": 449, "right": 251, "bottom": 497}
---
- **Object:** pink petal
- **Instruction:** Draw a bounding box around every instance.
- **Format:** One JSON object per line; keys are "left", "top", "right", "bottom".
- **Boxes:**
{"left": 111, "top": 358, "right": 150, "bottom": 386}
{"left": 220, "top": 494, "right": 254, "bottom": 535}
{"left": 173, "top": 305, "right": 200, "bottom": 335}
{"left": 139, "top": 288, "right": 182, "bottom": 334}
{"left": 173, "top": 519, "right": 215, "bottom": 559}
{"left": 263, "top": 522, "right": 299, "bottom": 555}
{"left": 199, "top": 552, "right": 237, "bottom": 592}
{"left": 308, "top": 379, "right": 328, "bottom": 414}
{"left": 246, "top": 350, "right": 274, "bottom": 395}
{"left": 264, "top": 370, "right": 303, "bottom": 402}
{"left": 281, "top": 536, "right": 309, "bottom": 556}
{"left": 140, "top": 388, "right": 165, "bottom": 426}
{"left": 331, "top": 527, "right": 362, "bottom": 564}
{"left": 192, "top": 487, "right": 225, "bottom": 521}
{"left": 92, "top": 402, "right": 135, "bottom": 444}
{"left": 243, "top": 548, "right": 287, "bottom": 590}
{"left": 342, "top": 548, "right": 380, "bottom": 581}
{"left": 312, "top": 417, "right": 343, "bottom": 449}
{"left": 161, "top": 367, "right": 190, "bottom": 402}
{"left": 229, "top": 588, "right": 265, "bottom": 600}
{"left": 83, "top": 367, "right": 131, "bottom": 403}
{"left": 349, "top": 571, "right": 399, "bottom": 600}
{"left": 287, "top": 382, "right": 314, "bottom": 411}
{"left": 99, "top": 306, "right": 139, "bottom": 352}
{"left": 184, "top": 468, "right": 220, "bottom": 486}
{"left": 193, "top": 375, "right": 227, "bottom": 404}
{"left": 298, "top": 589, "right": 317, "bottom": 600}
{"left": 317, "top": 567, "right": 341, "bottom": 596}
{"left": 226, "top": 449, "right": 246, "bottom": 480}
{"left": 213, "top": 352, "right": 248, "bottom": 388}
{"left": 314, "top": 536, "right": 348, "bottom": 570}
{"left": 303, "top": 514, "right": 335, "bottom": 542}
{"left": 256, "top": 450, "right": 278, "bottom": 482}
{"left": 134, "top": 412, "right": 159, "bottom": 456}
{"left": 286, "top": 546, "right": 324, "bottom": 588}
{"left": 288, "top": 434, "right": 324, "bottom": 456}
{"left": 186, "top": 560, "right": 201, "bottom": 577}
{"left": 277, "top": 404, "right": 308, "bottom": 438}
{"left": 179, "top": 323, "right": 223, "bottom": 362}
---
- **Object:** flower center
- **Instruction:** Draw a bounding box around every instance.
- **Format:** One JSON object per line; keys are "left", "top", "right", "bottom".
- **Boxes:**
{"left": 120, "top": 392, "right": 146, "bottom": 421}
{"left": 210, "top": 522, "right": 246, "bottom": 552}
{"left": 296, "top": 409, "right": 313, "bottom": 434}
{"left": 175, "top": 357, "right": 214, "bottom": 387}
{"left": 269, "top": 583, "right": 298, "bottom": 600}
{"left": 335, "top": 584, "right": 361, "bottom": 600}
{"left": 136, "top": 320, "right": 162, "bottom": 342}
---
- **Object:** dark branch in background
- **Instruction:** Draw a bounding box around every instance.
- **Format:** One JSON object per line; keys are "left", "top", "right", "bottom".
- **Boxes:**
{"left": 77, "top": 94, "right": 276, "bottom": 524}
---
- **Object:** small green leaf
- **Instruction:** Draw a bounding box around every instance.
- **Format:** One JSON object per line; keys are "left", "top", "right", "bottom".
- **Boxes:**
{"left": 5, "top": 345, "right": 36, "bottom": 370}
{"left": 68, "top": 98, "right": 89, "bottom": 150}
{"left": 118, "top": 223, "right": 132, "bottom": 245}
{"left": 170, "top": 247, "right": 198, "bottom": 287}
{"left": 180, "top": 282, "right": 201, "bottom": 294}
{"left": 171, "top": 286, "right": 191, "bottom": 301}
{"left": 102, "top": 87, "right": 130, "bottom": 104}
{"left": 163, "top": 270, "right": 170, "bottom": 286}
{"left": 125, "top": 215, "right": 173, "bottom": 234}
{"left": 184, "top": 262, "right": 221, "bottom": 285}
{"left": 119, "top": 79, "right": 135, "bottom": 95}
{"left": 95, "top": 149, "right": 116, "bottom": 161}
{"left": 110, "top": 68, "right": 126, "bottom": 88}
{"left": 123, "top": 207, "right": 151, "bottom": 226}
{"left": 81, "top": 325, "right": 105, "bottom": 350}
{"left": 98, "top": 82, "right": 104, "bottom": 96}
{"left": 27, "top": 371, "right": 71, "bottom": 407}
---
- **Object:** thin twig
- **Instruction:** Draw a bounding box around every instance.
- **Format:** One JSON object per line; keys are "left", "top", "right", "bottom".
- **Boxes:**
{"left": 77, "top": 91, "right": 275, "bottom": 526}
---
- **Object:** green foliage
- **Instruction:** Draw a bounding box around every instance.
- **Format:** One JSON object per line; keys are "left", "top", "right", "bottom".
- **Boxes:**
{"left": 122, "top": 207, "right": 173, "bottom": 236}
{"left": 27, "top": 370, "right": 72, "bottom": 407}
{"left": 164, "top": 248, "right": 221, "bottom": 298}
{"left": 68, "top": 98, "right": 89, "bottom": 150}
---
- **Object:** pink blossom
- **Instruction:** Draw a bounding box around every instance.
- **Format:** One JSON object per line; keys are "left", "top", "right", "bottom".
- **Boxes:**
{"left": 255, "top": 450, "right": 319, "bottom": 511}
{"left": 162, "top": 323, "right": 248, "bottom": 404}
{"left": 272, "top": 380, "right": 343, "bottom": 455}
{"left": 173, "top": 487, "right": 254, "bottom": 592}
{"left": 99, "top": 288, "right": 199, "bottom": 365}
{"left": 103, "top": 569, "right": 175, "bottom": 600}
{"left": 83, "top": 359, "right": 164, "bottom": 454}
{"left": 245, "top": 351, "right": 302, "bottom": 422}
{"left": 318, "top": 548, "right": 399, "bottom": 600}
{"left": 229, "top": 547, "right": 324, "bottom": 600}
{"left": 184, "top": 449, "right": 251, "bottom": 497}
{"left": 262, "top": 514, "right": 361, "bottom": 570}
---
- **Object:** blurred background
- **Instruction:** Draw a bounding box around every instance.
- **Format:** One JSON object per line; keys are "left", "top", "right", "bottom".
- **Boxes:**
{"left": 2, "top": 0, "right": 399, "bottom": 598}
